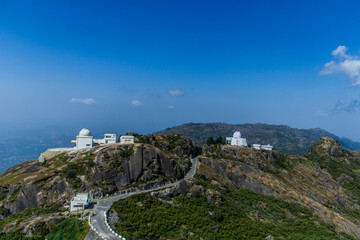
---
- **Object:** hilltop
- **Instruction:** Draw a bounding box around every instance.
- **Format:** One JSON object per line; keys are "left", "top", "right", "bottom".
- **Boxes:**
{"left": 1, "top": 133, "right": 360, "bottom": 239}
{"left": 160, "top": 122, "right": 360, "bottom": 155}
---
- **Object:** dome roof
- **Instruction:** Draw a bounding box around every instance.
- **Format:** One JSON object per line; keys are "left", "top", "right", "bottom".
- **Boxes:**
{"left": 233, "top": 131, "right": 241, "bottom": 138}
{"left": 79, "top": 128, "right": 92, "bottom": 137}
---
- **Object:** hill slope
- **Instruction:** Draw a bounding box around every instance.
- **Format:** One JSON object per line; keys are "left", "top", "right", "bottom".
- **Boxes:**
{"left": 160, "top": 122, "right": 360, "bottom": 155}
{"left": 108, "top": 137, "right": 360, "bottom": 239}
{"left": 2, "top": 134, "right": 360, "bottom": 239}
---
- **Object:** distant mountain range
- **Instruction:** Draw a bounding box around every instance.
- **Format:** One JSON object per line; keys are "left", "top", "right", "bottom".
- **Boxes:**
{"left": 159, "top": 122, "right": 360, "bottom": 155}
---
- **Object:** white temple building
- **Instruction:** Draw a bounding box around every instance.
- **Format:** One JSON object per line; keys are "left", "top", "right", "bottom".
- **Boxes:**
{"left": 226, "top": 131, "right": 248, "bottom": 147}
{"left": 70, "top": 193, "right": 89, "bottom": 211}
{"left": 72, "top": 128, "right": 117, "bottom": 150}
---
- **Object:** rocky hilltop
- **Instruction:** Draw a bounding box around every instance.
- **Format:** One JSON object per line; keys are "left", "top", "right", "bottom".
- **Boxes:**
{"left": 0, "top": 134, "right": 199, "bottom": 215}
{"left": 1, "top": 133, "right": 360, "bottom": 239}
{"left": 160, "top": 122, "right": 360, "bottom": 155}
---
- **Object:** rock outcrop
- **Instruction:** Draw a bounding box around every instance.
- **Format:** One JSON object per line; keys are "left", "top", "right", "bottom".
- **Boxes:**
{"left": 308, "top": 136, "right": 344, "bottom": 157}
{"left": 0, "top": 134, "right": 198, "bottom": 214}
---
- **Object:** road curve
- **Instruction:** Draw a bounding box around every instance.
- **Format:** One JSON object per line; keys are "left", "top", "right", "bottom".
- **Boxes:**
{"left": 86, "top": 158, "right": 198, "bottom": 240}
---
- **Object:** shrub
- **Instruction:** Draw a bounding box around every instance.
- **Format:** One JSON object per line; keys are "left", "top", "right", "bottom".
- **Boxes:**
{"left": 64, "top": 163, "right": 78, "bottom": 178}
{"left": 120, "top": 146, "right": 134, "bottom": 159}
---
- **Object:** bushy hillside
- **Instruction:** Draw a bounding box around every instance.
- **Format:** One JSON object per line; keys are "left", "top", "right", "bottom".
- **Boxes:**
{"left": 109, "top": 137, "right": 360, "bottom": 239}
{"left": 110, "top": 184, "right": 354, "bottom": 240}
{"left": 160, "top": 122, "right": 360, "bottom": 155}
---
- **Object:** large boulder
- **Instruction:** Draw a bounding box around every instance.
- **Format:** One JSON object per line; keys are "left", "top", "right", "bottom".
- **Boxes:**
{"left": 308, "top": 137, "right": 344, "bottom": 157}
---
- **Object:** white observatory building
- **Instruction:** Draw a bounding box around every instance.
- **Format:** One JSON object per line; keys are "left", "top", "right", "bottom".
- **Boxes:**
{"left": 226, "top": 131, "right": 247, "bottom": 147}
{"left": 73, "top": 128, "right": 94, "bottom": 149}
{"left": 72, "top": 128, "right": 116, "bottom": 150}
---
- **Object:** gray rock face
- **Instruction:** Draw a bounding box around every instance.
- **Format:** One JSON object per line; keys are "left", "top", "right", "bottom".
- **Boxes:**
{"left": 91, "top": 144, "right": 185, "bottom": 190}
{"left": 49, "top": 179, "right": 74, "bottom": 202}
{"left": 172, "top": 179, "right": 194, "bottom": 196}
{"left": 89, "top": 188, "right": 106, "bottom": 200}
{"left": 199, "top": 157, "right": 277, "bottom": 196}
{"left": 108, "top": 211, "right": 119, "bottom": 228}
{"left": 3, "top": 183, "right": 41, "bottom": 214}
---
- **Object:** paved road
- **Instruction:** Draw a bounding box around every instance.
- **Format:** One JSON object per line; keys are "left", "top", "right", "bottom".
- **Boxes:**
{"left": 86, "top": 158, "right": 198, "bottom": 240}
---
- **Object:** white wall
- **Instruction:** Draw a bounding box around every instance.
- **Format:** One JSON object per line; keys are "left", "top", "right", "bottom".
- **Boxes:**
{"left": 76, "top": 136, "right": 93, "bottom": 149}
{"left": 120, "top": 136, "right": 134, "bottom": 144}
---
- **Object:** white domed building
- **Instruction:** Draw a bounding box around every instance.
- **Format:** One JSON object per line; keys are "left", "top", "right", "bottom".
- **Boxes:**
{"left": 226, "top": 131, "right": 248, "bottom": 147}
{"left": 73, "top": 128, "right": 94, "bottom": 149}
{"left": 71, "top": 128, "right": 117, "bottom": 150}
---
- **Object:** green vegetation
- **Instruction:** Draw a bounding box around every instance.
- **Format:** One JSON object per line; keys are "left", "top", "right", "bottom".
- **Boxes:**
{"left": 64, "top": 163, "right": 78, "bottom": 178}
{"left": 48, "top": 153, "right": 69, "bottom": 167}
{"left": 138, "top": 134, "right": 194, "bottom": 153}
{"left": 111, "top": 180, "right": 353, "bottom": 240}
{"left": 306, "top": 151, "right": 360, "bottom": 202}
{"left": 206, "top": 136, "right": 225, "bottom": 145}
{"left": 45, "top": 218, "right": 89, "bottom": 240}
{"left": 120, "top": 146, "right": 134, "bottom": 159}
{"left": 271, "top": 153, "right": 296, "bottom": 171}
{"left": 0, "top": 217, "right": 88, "bottom": 240}
{"left": 0, "top": 205, "right": 10, "bottom": 218}
{"left": 0, "top": 204, "right": 66, "bottom": 234}
{"left": 41, "top": 158, "right": 47, "bottom": 166}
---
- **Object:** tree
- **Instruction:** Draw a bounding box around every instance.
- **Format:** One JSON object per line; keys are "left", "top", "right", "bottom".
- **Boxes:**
{"left": 215, "top": 136, "right": 225, "bottom": 145}
{"left": 206, "top": 137, "right": 215, "bottom": 145}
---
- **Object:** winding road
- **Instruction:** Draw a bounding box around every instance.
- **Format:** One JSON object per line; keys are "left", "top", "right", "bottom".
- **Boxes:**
{"left": 85, "top": 158, "right": 199, "bottom": 240}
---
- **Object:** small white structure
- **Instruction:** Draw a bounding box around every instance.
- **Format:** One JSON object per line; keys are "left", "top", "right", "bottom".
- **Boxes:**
{"left": 93, "top": 134, "right": 117, "bottom": 145}
{"left": 226, "top": 131, "right": 247, "bottom": 147}
{"left": 261, "top": 144, "right": 273, "bottom": 151}
{"left": 120, "top": 135, "right": 135, "bottom": 144}
{"left": 70, "top": 193, "right": 89, "bottom": 211}
{"left": 252, "top": 144, "right": 261, "bottom": 150}
{"left": 72, "top": 129, "right": 117, "bottom": 150}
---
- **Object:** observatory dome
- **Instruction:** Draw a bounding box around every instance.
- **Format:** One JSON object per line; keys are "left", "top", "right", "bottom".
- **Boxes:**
{"left": 79, "top": 128, "right": 92, "bottom": 137}
{"left": 233, "top": 131, "right": 241, "bottom": 138}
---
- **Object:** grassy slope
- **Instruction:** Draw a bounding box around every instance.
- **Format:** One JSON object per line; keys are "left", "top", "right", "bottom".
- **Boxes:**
{"left": 0, "top": 217, "right": 89, "bottom": 240}
{"left": 111, "top": 177, "right": 354, "bottom": 240}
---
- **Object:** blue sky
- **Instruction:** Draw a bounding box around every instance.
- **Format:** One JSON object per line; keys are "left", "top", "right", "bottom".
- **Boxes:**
{"left": 1, "top": 0, "right": 360, "bottom": 140}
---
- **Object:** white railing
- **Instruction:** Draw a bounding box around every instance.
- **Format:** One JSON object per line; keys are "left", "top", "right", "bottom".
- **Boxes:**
{"left": 104, "top": 211, "right": 127, "bottom": 240}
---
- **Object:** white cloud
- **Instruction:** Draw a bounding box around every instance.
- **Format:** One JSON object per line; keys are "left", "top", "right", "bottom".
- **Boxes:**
{"left": 131, "top": 100, "right": 142, "bottom": 106}
{"left": 331, "top": 45, "right": 349, "bottom": 58}
{"left": 169, "top": 89, "right": 185, "bottom": 97}
{"left": 321, "top": 45, "right": 360, "bottom": 86}
{"left": 315, "top": 110, "right": 328, "bottom": 117}
{"left": 315, "top": 98, "right": 360, "bottom": 116}
{"left": 70, "top": 98, "right": 97, "bottom": 104}
{"left": 331, "top": 98, "right": 360, "bottom": 113}
{"left": 168, "top": 105, "right": 175, "bottom": 109}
